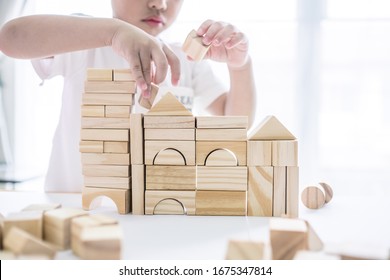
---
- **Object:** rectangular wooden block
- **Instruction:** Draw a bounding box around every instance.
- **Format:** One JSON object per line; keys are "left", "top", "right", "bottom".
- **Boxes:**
{"left": 3, "top": 211, "right": 43, "bottom": 239}
{"left": 130, "top": 113, "right": 144, "bottom": 164}
{"left": 22, "top": 203, "right": 61, "bottom": 212}
{"left": 143, "top": 116, "right": 195, "bottom": 128}
{"left": 80, "top": 129, "right": 129, "bottom": 141}
{"left": 82, "top": 165, "right": 130, "bottom": 177}
{"left": 196, "top": 166, "right": 247, "bottom": 191}
{"left": 81, "top": 105, "right": 105, "bottom": 117}
{"left": 144, "top": 141, "right": 195, "bottom": 165}
{"left": 196, "top": 116, "right": 248, "bottom": 129}
{"left": 81, "top": 117, "right": 130, "bottom": 129}
{"left": 84, "top": 81, "right": 136, "bottom": 93}
{"left": 82, "top": 187, "right": 130, "bottom": 214}
{"left": 247, "top": 166, "right": 273, "bottom": 216}
{"left": 272, "top": 140, "right": 298, "bottom": 166}
{"left": 87, "top": 68, "right": 113, "bottom": 81}
{"left": 182, "top": 29, "right": 210, "bottom": 61}
{"left": 105, "top": 105, "right": 132, "bottom": 118}
{"left": 145, "top": 190, "right": 196, "bottom": 215}
{"left": 286, "top": 166, "right": 299, "bottom": 218}
{"left": 196, "top": 129, "right": 247, "bottom": 141}
{"left": 138, "top": 82, "right": 159, "bottom": 109}
{"left": 81, "top": 153, "right": 130, "bottom": 165}
{"left": 103, "top": 141, "right": 129, "bottom": 154}
{"left": 247, "top": 141, "right": 272, "bottom": 166}
{"left": 225, "top": 240, "right": 265, "bottom": 260}
{"left": 196, "top": 141, "right": 247, "bottom": 166}
{"left": 84, "top": 176, "right": 131, "bottom": 189}
{"left": 82, "top": 93, "right": 134, "bottom": 106}
{"left": 273, "top": 167, "right": 287, "bottom": 217}
{"left": 79, "top": 141, "right": 104, "bottom": 153}
{"left": 113, "top": 69, "right": 134, "bottom": 81}
{"left": 146, "top": 166, "right": 196, "bottom": 190}
{"left": 195, "top": 190, "right": 247, "bottom": 216}
{"left": 131, "top": 165, "right": 145, "bottom": 215}
{"left": 144, "top": 128, "right": 195, "bottom": 141}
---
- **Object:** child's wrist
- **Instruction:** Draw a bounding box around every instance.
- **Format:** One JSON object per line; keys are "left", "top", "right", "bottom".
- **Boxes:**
{"left": 228, "top": 56, "right": 251, "bottom": 72}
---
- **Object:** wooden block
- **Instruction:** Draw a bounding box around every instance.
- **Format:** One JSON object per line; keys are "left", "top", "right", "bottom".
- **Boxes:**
{"left": 144, "top": 116, "right": 195, "bottom": 129}
{"left": 145, "top": 141, "right": 195, "bottom": 165}
{"left": 105, "top": 105, "right": 132, "bottom": 118}
{"left": 82, "top": 165, "right": 130, "bottom": 177}
{"left": 195, "top": 190, "right": 247, "bottom": 216}
{"left": 145, "top": 190, "right": 195, "bottom": 215}
{"left": 152, "top": 148, "right": 186, "bottom": 165}
{"left": 84, "top": 176, "right": 130, "bottom": 189}
{"left": 81, "top": 105, "right": 105, "bottom": 117}
{"left": 87, "top": 68, "right": 113, "bottom": 81}
{"left": 4, "top": 227, "right": 56, "bottom": 259}
{"left": 318, "top": 182, "right": 333, "bottom": 203}
{"left": 144, "top": 128, "right": 195, "bottom": 141}
{"left": 249, "top": 115, "right": 296, "bottom": 140}
{"left": 113, "top": 69, "right": 134, "bottom": 81}
{"left": 71, "top": 215, "right": 118, "bottom": 257}
{"left": 131, "top": 165, "right": 145, "bottom": 215}
{"left": 247, "top": 141, "right": 272, "bottom": 166}
{"left": 146, "top": 92, "right": 192, "bottom": 116}
{"left": 43, "top": 208, "right": 88, "bottom": 250}
{"left": 196, "top": 141, "right": 247, "bottom": 166}
{"left": 325, "top": 243, "right": 390, "bottom": 260}
{"left": 22, "top": 203, "right": 61, "bottom": 212}
{"left": 82, "top": 187, "right": 130, "bottom": 214}
{"left": 247, "top": 166, "right": 273, "bottom": 216}
{"left": 81, "top": 153, "right": 130, "bottom": 165}
{"left": 286, "top": 167, "right": 299, "bottom": 218}
{"left": 225, "top": 240, "right": 265, "bottom": 260}
{"left": 138, "top": 82, "right": 159, "bottom": 109}
{"left": 305, "top": 220, "right": 323, "bottom": 251}
{"left": 82, "top": 93, "right": 134, "bottom": 106}
{"left": 196, "top": 116, "right": 248, "bottom": 129}
{"left": 84, "top": 81, "right": 136, "bottom": 93}
{"left": 182, "top": 29, "right": 210, "bottom": 61}
{"left": 197, "top": 166, "right": 247, "bottom": 191}
{"left": 146, "top": 166, "right": 196, "bottom": 190}
{"left": 273, "top": 167, "right": 286, "bottom": 217}
{"left": 204, "top": 149, "right": 238, "bottom": 166}
{"left": 3, "top": 211, "right": 43, "bottom": 239}
{"left": 80, "top": 140, "right": 104, "bottom": 153}
{"left": 196, "top": 129, "right": 247, "bottom": 141}
{"left": 130, "top": 113, "right": 144, "bottom": 164}
{"left": 103, "top": 141, "right": 129, "bottom": 154}
{"left": 272, "top": 140, "right": 298, "bottom": 166}
{"left": 269, "top": 218, "right": 308, "bottom": 260}
{"left": 77, "top": 225, "right": 122, "bottom": 259}
{"left": 301, "top": 186, "right": 325, "bottom": 209}
{"left": 80, "top": 129, "right": 129, "bottom": 141}
{"left": 81, "top": 117, "right": 130, "bottom": 129}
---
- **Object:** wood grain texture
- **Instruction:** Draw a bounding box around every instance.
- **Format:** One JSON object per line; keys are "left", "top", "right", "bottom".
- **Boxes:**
{"left": 195, "top": 190, "right": 247, "bottom": 216}
{"left": 143, "top": 116, "right": 195, "bottom": 128}
{"left": 80, "top": 129, "right": 129, "bottom": 141}
{"left": 196, "top": 166, "right": 247, "bottom": 191}
{"left": 131, "top": 165, "right": 145, "bottom": 215}
{"left": 204, "top": 149, "right": 238, "bottom": 166}
{"left": 83, "top": 176, "right": 131, "bottom": 189}
{"left": 196, "top": 116, "right": 248, "bottom": 129}
{"left": 225, "top": 240, "right": 265, "bottom": 260}
{"left": 87, "top": 69, "right": 113, "bottom": 81}
{"left": 3, "top": 211, "right": 43, "bottom": 239}
{"left": 81, "top": 105, "right": 105, "bottom": 117}
{"left": 145, "top": 190, "right": 195, "bottom": 215}
{"left": 146, "top": 166, "right": 196, "bottom": 190}
{"left": 273, "top": 167, "right": 286, "bottom": 217}
{"left": 286, "top": 167, "right": 299, "bottom": 218}
{"left": 81, "top": 153, "right": 130, "bottom": 165}
{"left": 146, "top": 92, "right": 192, "bottom": 116}
{"left": 82, "top": 165, "right": 130, "bottom": 177}
{"left": 152, "top": 148, "right": 186, "bottom": 166}
{"left": 247, "top": 166, "right": 273, "bottom": 216}
{"left": 103, "top": 141, "right": 129, "bottom": 154}
{"left": 182, "top": 29, "right": 210, "bottom": 61}
{"left": 138, "top": 83, "right": 159, "bottom": 109}
{"left": 271, "top": 140, "right": 298, "bottom": 166}
{"left": 81, "top": 117, "right": 130, "bottom": 129}
{"left": 105, "top": 105, "right": 132, "bottom": 118}
{"left": 84, "top": 81, "right": 136, "bottom": 93}
{"left": 82, "top": 93, "right": 134, "bottom": 106}
{"left": 144, "top": 141, "right": 195, "bottom": 165}
{"left": 82, "top": 187, "right": 130, "bottom": 214}
{"left": 301, "top": 186, "right": 325, "bottom": 209}
{"left": 196, "top": 141, "right": 247, "bottom": 166}
{"left": 249, "top": 115, "right": 296, "bottom": 140}
{"left": 130, "top": 113, "right": 144, "bottom": 164}
{"left": 79, "top": 140, "right": 104, "bottom": 153}
{"left": 144, "top": 128, "right": 195, "bottom": 141}
{"left": 247, "top": 140, "right": 272, "bottom": 166}
{"left": 196, "top": 129, "right": 247, "bottom": 141}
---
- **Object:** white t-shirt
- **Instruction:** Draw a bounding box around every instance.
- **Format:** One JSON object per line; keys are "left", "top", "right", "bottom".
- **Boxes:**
{"left": 32, "top": 44, "right": 227, "bottom": 193}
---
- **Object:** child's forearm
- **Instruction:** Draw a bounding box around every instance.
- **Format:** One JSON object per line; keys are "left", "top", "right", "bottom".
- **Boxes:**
{"left": 0, "top": 15, "right": 123, "bottom": 59}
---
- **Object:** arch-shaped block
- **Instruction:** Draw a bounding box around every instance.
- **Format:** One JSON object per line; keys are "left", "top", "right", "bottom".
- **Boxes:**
{"left": 204, "top": 148, "right": 238, "bottom": 166}
{"left": 153, "top": 148, "right": 186, "bottom": 165}
{"left": 145, "top": 141, "right": 195, "bottom": 165}
{"left": 82, "top": 187, "right": 130, "bottom": 214}
{"left": 145, "top": 190, "right": 195, "bottom": 215}
{"left": 153, "top": 198, "right": 186, "bottom": 215}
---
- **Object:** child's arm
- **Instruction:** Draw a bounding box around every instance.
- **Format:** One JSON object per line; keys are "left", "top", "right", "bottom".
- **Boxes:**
{"left": 195, "top": 20, "right": 256, "bottom": 125}
{"left": 0, "top": 15, "right": 180, "bottom": 96}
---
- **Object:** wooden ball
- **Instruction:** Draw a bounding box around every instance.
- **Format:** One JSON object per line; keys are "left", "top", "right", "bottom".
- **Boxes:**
{"left": 301, "top": 186, "right": 325, "bottom": 209}
{"left": 318, "top": 182, "right": 333, "bottom": 203}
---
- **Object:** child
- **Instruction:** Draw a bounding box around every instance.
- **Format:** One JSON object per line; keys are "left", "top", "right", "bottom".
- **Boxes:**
{"left": 0, "top": 0, "right": 256, "bottom": 192}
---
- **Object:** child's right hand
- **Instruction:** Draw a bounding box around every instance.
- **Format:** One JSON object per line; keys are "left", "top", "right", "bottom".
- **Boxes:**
{"left": 111, "top": 22, "right": 180, "bottom": 97}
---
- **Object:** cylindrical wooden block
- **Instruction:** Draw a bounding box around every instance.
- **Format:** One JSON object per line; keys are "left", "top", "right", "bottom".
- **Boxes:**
{"left": 301, "top": 182, "right": 333, "bottom": 209}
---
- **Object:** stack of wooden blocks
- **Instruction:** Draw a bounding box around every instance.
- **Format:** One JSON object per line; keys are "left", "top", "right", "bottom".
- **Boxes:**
{"left": 81, "top": 69, "right": 136, "bottom": 214}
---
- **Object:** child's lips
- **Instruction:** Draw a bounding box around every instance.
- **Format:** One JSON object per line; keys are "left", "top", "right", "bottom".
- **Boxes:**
{"left": 143, "top": 16, "right": 164, "bottom": 26}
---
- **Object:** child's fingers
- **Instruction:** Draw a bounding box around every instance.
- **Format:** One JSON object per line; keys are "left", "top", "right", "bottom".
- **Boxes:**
{"left": 225, "top": 32, "right": 247, "bottom": 49}
{"left": 201, "top": 21, "right": 227, "bottom": 45}
{"left": 162, "top": 44, "right": 181, "bottom": 86}
{"left": 196, "top": 19, "right": 214, "bottom": 36}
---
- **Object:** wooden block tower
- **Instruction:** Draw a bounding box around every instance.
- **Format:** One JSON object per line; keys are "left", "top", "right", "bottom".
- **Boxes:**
{"left": 247, "top": 116, "right": 299, "bottom": 217}
{"left": 81, "top": 69, "right": 135, "bottom": 214}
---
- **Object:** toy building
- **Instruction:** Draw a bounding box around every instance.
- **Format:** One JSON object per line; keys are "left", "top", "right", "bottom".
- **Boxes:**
{"left": 80, "top": 69, "right": 299, "bottom": 217}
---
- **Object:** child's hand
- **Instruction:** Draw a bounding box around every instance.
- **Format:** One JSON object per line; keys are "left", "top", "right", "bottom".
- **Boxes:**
{"left": 196, "top": 20, "right": 249, "bottom": 69}
{"left": 111, "top": 22, "right": 180, "bottom": 97}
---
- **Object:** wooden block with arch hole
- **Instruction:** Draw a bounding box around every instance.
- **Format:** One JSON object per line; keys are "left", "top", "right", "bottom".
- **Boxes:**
{"left": 82, "top": 187, "right": 130, "bottom": 215}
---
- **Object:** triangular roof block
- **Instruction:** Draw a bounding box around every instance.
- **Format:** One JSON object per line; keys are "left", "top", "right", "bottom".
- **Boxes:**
{"left": 146, "top": 92, "right": 193, "bottom": 116}
{"left": 249, "top": 115, "right": 296, "bottom": 140}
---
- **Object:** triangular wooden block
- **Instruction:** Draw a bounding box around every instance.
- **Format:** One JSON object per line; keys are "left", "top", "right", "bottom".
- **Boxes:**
{"left": 249, "top": 115, "right": 296, "bottom": 140}
{"left": 146, "top": 92, "right": 192, "bottom": 116}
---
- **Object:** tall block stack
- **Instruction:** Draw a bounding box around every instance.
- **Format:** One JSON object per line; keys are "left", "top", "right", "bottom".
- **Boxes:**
{"left": 81, "top": 69, "right": 136, "bottom": 214}
{"left": 247, "top": 116, "right": 299, "bottom": 217}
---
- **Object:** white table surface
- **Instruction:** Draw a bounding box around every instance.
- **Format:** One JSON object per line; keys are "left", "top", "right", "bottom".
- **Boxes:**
{"left": 0, "top": 190, "right": 389, "bottom": 259}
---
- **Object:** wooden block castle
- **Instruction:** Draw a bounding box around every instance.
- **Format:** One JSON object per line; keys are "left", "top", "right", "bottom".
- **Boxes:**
{"left": 81, "top": 69, "right": 299, "bottom": 217}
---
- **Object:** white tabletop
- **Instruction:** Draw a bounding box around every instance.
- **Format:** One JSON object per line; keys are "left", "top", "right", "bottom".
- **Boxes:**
{"left": 0, "top": 190, "right": 389, "bottom": 259}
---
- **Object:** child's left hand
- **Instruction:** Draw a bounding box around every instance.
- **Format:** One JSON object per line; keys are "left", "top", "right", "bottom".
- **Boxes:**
{"left": 196, "top": 20, "right": 249, "bottom": 69}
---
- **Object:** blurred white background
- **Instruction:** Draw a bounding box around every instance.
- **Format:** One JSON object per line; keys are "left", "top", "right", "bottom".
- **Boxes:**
{"left": 1, "top": 0, "right": 390, "bottom": 196}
